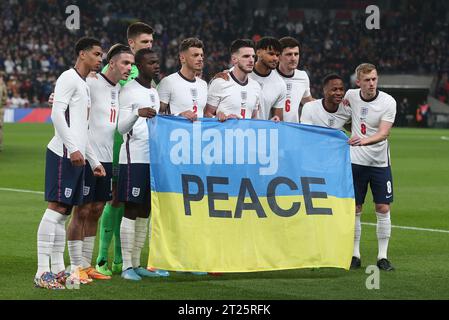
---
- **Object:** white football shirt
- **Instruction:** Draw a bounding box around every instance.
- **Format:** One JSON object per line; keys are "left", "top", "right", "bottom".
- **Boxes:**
{"left": 157, "top": 71, "right": 207, "bottom": 117}
{"left": 300, "top": 99, "right": 351, "bottom": 129}
{"left": 275, "top": 68, "right": 311, "bottom": 123}
{"left": 48, "top": 68, "right": 99, "bottom": 168}
{"left": 249, "top": 69, "right": 286, "bottom": 120}
{"left": 207, "top": 71, "right": 261, "bottom": 119}
{"left": 86, "top": 73, "right": 120, "bottom": 163}
{"left": 345, "top": 89, "right": 397, "bottom": 167}
{"left": 118, "top": 79, "right": 160, "bottom": 164}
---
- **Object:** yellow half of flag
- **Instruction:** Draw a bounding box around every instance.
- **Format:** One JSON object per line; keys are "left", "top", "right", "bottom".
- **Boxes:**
{"left": 148, "top": 192, "right": 354, "bottom": 272}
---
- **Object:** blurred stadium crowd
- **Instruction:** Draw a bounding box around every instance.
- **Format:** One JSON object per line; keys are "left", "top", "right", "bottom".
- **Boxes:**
{"left": 0, "top": 0, "right": 448, "bottom": 108}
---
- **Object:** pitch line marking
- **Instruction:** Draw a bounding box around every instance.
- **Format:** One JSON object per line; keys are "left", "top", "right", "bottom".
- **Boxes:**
{"left": 362, "top": 222, "right": 449, "bottom": 234}
{"left": 440, "top": 136, "right": 449, "bottom": 141}
{"left": 0, "top": 187, "right": 44, "bottom": 195}
{"left": 1, "top": 187, "right": 449, "bottom": 234}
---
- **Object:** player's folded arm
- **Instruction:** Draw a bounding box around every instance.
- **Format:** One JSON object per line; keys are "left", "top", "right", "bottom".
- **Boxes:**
{"left": 117, "top": 104, "right": 139, "bottom": 135}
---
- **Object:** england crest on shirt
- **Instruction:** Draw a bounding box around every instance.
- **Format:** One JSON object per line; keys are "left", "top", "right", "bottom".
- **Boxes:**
{"left": 83, "top": 186, "right": 90, "bottom": 196}
{"left": 361, "top": 106, "right": 369, "bottom": 117}
{"left": 150, "top": 93, "right": 156, "bottom": 106}
{"left": 240, "top": 91, "right": 247, "bottom": 108}
{"left": 132, "top": 187, "right": 140, "bottom": 197}
{"left": 190, "top": 88, "right": 198, "bottom": 100}
{"left": 64, "top": 188, "right": 72, "bottom": 198}
{"left": 190, "top": 88, "right": 198, "bottom": 109}
{"left": 241, "top": 91, "right": 247, "bottom": 102}
{"left": 328, "top": 118, "right": 335, "bottom": 128}
{"left": 286, "top": 82, "right": 292, "bottom": 100}
{"left": 111, "top": 89, "right": 117, "bottom": 106}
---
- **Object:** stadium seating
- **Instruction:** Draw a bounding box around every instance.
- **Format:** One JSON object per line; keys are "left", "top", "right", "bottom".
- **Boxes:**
{"left": 0, "top": 0, "right": 448, "bottom": 109}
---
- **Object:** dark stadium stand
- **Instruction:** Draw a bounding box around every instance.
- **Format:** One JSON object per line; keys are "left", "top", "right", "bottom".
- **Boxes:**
{"left": 1, "top": 0, "right": 448, "bottom": 122}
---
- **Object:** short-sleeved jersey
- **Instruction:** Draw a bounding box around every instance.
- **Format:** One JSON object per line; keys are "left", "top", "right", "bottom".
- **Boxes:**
{"left": 48, "top": 68, "right": 91, "bottom": 157}
{"left": 207, "top": 71, "right": 261, "bottom": 119}
{"left": 86, "top": 73, "right": 120, "bottom": 162}
{"left": 275, "top": 68, "right": 311, "bottom": 123}
{"left": 300, "top": 99, "right": 351, "bottom": 129}
{"left": 249, "top": 69, "right": 286, "bottom": 120}
{"left": 345, "top": 89, "right": 397, "bottom": 167}
{"left": 157, "top": 71, "right": 207, "bottom": 117}
{"left": 118, "top": 79, "right": 160, "bottom": 164}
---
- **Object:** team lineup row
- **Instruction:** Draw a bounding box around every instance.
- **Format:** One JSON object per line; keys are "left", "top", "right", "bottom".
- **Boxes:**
{"left": 34, "top": 22, "right": 396, "bottom": 289}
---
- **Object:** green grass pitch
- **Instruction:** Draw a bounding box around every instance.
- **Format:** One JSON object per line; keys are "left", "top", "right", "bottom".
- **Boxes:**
{"left": 0, "top": 123, "right": 448, "bottom": 300}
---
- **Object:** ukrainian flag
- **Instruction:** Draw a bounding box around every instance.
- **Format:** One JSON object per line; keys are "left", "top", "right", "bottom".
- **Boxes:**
{"left": 147, "top": 116, "right": 354, "bottom": 272}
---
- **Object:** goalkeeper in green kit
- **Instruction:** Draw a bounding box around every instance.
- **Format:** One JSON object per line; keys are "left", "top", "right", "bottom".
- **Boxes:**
{"left": 95, "top": 22, "right": 167, "bottom": 276}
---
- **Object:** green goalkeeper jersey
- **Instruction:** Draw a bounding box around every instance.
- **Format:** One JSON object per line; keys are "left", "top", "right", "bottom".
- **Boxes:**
{"left": 102, "top": 64, "right": 139, "bottom": 86}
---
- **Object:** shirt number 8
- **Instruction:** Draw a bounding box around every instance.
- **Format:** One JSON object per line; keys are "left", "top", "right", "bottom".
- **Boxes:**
{"left": 361, "top": 123, "right": 367, "bottom": 135}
